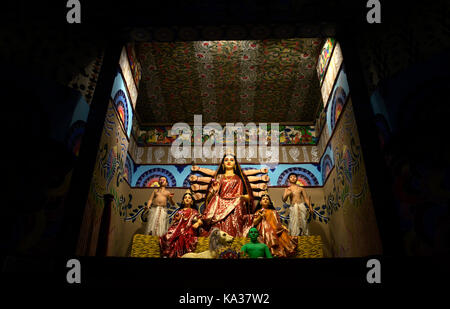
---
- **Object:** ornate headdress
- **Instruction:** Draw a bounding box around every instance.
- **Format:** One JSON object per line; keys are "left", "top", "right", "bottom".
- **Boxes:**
{"left": 224, "top": 148, "right": 235, "bottom": 158}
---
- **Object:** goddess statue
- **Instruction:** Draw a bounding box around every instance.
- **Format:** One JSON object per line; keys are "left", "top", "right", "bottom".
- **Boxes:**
{"left": 159, "top": 191, "right": 201, "bottom": 258}
{"left": 189, "top": 153, "right": 269, "bottom": 237}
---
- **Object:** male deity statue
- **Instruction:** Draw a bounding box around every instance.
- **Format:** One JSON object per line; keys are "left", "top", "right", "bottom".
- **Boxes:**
{"left": 144, "top": 176, "right": 175, "bottom": 236}
{"left": 282, "top": 173, "right": 314, "bottom": 236}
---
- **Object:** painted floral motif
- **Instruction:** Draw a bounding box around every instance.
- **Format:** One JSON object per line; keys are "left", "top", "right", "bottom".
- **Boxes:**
{"left": 135, "top": 39, "right": 323, "bottom": 124}
{"left": 324, "top": 101, "right": 370, "bottom": 224}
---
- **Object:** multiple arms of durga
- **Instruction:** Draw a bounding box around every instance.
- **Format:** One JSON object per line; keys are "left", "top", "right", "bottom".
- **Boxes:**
{"left": 189, "top": 165, "right": 270, "bottom": 200}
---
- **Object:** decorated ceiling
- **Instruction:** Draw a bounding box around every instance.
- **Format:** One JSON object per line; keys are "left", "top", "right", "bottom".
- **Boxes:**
{"left": 135, "top": 38, "right": 324, "bottom": 125}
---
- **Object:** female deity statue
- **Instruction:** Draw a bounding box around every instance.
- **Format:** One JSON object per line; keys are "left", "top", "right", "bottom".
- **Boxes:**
{"left": 253, "top": 193, "right": 297, "bottom": 258}
{"left": 159, "top": 191, "right": 201, "bottom": 258}
{"left": 189, "top": 153, "right": 270, "bottom": 238}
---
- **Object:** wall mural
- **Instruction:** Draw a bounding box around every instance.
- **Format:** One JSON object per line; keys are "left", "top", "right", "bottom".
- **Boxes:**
{"left": 111, "top": 70, "right": 134, "bottom": 138}
{"left": 330, "top": 86, "right": 347, "bottom": 132}
{"left": 316, "top": 38, "right": 335, "bottom": 86}
{"left": 136, "top": 124, "right": 317, "bottom": 147}
{"left": 320, "top": 42, "right": 343, "bottom": 107}
{"left": 129, "top": 144, "right": 320, "bottom": 166}
{"left": 320, "top": 144, "right": 334, "bottom": 183}
{"left": 315, "top": 63, "right": 347, "bottom": 149}
{"left": 326, "top": 65, "right": 349, "bottom": 134}
{"left": 129, "top": 163, "right": 322, "bottom": 188}
{"left": 134, "top": 167, "right": 177, "bottom": 188}
{"left": 124, "top": 153, "right": 134, "bottom": 185}
{"left": 316, "top": 39, "right": 381, "bottom": 256}
{"left": 119, "top": 46, "right": 138, "bottom": 108}
{"left": 325, "top": 101, "right": 367, "bottom": 212}
{"left": 113, "top": 90, "right": 130, "bottom": 139}
{"left": 333, "top": 138, "right": 366, "bottom": 208}
{"left": 323, "top": 100, "right": 381, "bottom": 257}
{"left": 80, "top": 99, "right": 130, "bottom": 255}
{"left": 276, "top": 166, "right": 320, "bottom": 186}
{"left": 86, "top": 103, "right": 123, "bottom": 210}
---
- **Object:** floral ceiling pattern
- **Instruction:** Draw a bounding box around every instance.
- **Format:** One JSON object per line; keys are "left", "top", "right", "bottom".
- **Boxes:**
{"left": 135, "top": 38, "right": 324, "bottom": 125}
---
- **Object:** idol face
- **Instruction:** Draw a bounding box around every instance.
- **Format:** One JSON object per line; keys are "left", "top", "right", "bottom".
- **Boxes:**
{"left": 288, "top": 174, "right": 297, "bottom": 183}
{"left": 183, "top": 194, "right": 193, "bottom": 206}
{"left": 223, "top": 155, "right": 236, "bottom": 169}
{"left": 248, "top": 227, "right": 259, "bottom": 241}
{"left": 159, "top": 177, "right": 168, "bottom": 186}
{"left": 260, "top": 195, "right": 270, "bottom": 208}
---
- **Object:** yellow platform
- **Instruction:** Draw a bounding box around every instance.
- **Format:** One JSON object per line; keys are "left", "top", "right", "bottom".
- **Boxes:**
{"left": 131, "top": 234, "right": 323, "bottom": 258}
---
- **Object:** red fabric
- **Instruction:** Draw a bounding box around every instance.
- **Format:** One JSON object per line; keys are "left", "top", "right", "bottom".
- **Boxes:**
{"left": 159, "top": 208, "right": 199, "bottom": 258}
{"left": 201, "top": 175, "right": 254, "bottom": 237}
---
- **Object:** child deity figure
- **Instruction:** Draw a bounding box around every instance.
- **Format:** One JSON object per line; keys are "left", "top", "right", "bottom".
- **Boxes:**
{"left": 159, "top": 191, "right": 201, "bottom": 258}
{"left": 282, "top": 173, "right": 314, "bottom": 236}
{"left": 144, "top": 176, "right": 175, "bottom": 236}
{"left": 253, "top": 193, "right": 297, "bottom": 257}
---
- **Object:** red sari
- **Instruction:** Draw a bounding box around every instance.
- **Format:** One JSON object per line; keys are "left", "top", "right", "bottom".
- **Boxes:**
{"left": 159, "top": 207, "right": 199, "bottom": 258}
{"left": 255, "top": 209, "right": 297, "bottom": 258}
{"left": 201, "top": 174, "right": 254, "bottom": 237}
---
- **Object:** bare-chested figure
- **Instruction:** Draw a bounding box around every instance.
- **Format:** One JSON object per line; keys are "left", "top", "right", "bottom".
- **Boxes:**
{"left": 282, "top": 173, "right": 314, "bottom": 236}
{"left": 144, "top": 176, "right": 175, "bottom": 236}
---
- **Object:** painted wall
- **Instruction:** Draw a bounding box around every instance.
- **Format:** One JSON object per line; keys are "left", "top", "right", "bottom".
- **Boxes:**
{"left": 111, "top": 70, "right": 134, "bottom": 138}
{"left": 323, "top": 98, "right": 382, "bottom": 257}
{"left": 316, "top": 38, "right": 335, "bottom": 86}
{"left": 76, "top": 44, "right": 142, "bottom": 256}
{"left": 77, "top": 100, "right": 130, "bottom": 255}
{"left": 314, "top": 42, "right": 382, "bottom": 257}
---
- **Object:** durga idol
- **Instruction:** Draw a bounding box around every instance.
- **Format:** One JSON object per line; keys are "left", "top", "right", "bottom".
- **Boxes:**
{"left": 192, "top": 154, "right": 258, "bottom": 238}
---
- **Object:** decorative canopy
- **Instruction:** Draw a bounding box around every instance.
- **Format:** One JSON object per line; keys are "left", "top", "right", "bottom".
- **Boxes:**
{"left": 135, "top": 38, "right": 324, "bottom": 125}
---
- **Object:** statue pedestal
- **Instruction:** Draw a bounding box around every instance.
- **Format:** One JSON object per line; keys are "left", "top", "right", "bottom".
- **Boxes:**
{"left": 131, "top": 234, "right": 323, "bottom": 258}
